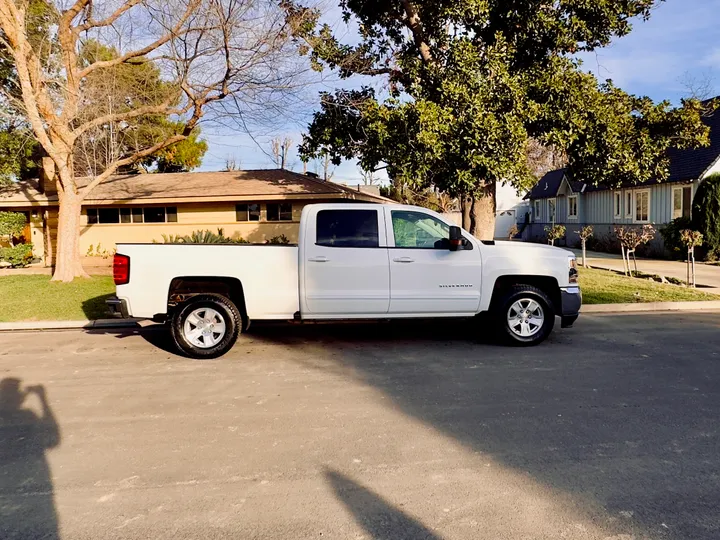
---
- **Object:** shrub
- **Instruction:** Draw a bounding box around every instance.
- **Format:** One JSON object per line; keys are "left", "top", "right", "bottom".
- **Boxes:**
{"left": 660, "top": 217, "right": 693, "bottom": 256}
{"left": 267, "top": 234, "right": 291, "bottom": 244}
{"left": 692, "top": 173, "right": 720, "bottom": 259}
{"left": 544, "top": 224, "right": 566, "bottom": 246}
{"left": 0, "top": 211, "right": 27, "bottom": 245}
{"left": 157, "top": 228, "right": 249, "bottom": 244}
{"left": 0, "top": 243, "right": 33, "bottom": 267}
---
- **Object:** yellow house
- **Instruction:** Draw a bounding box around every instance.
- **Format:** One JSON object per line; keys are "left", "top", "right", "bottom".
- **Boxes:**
{"left": 0, "top": 169, "right": 388, "bottom": 266}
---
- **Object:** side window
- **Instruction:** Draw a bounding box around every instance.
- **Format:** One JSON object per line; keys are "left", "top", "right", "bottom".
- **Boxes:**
{"left": 316, "top": 209, "right": 379, "bottom": 248}
{"left": 391, "top": 210, "right": 449, "bottom": 248}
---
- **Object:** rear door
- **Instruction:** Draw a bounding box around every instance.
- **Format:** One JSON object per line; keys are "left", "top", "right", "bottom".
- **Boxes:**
{"left": 302, "top": 207, "right": 390, "bottom": 316}
{"left": 385, "top": 208, "right": 481, "bottom": 314}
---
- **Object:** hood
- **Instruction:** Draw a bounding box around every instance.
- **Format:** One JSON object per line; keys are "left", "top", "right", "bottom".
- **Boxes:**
{"left": 491, "top": 241, "right": 574, "bottom": 256}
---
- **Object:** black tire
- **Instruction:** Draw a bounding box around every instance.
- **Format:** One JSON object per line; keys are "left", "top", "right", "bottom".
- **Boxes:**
{"left": 494, "top": 285, "right": 555, "bottom": 346}
{"left": 171, "top": 295, "right": 242, "bottom": 359}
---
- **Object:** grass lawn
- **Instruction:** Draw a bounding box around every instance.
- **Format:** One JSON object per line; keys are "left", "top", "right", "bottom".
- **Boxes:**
{"left": 579, "top": 267, "right": 719, "bottom": 304}
{"left": 0, "top": 275, "right": 115, "bottom": 322}
{"left": 0, "top": 267, "right": 717, "bottom": 322}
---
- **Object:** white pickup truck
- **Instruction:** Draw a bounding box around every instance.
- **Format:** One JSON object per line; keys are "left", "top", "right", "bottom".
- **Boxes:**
{"left": 108, "top": 203, "right": 581, "bottom": 358}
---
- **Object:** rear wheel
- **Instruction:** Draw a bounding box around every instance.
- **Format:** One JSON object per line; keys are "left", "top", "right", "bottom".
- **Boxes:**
{"left": 495, "top": 285, "right": 555, "bottom": 346}
{"left": 171, "top": 295, "right": 242, "bottom": 359}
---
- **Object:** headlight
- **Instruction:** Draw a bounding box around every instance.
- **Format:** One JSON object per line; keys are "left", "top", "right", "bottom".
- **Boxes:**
{"left": 568, "top": 256, "right": 578, "bottom": 284}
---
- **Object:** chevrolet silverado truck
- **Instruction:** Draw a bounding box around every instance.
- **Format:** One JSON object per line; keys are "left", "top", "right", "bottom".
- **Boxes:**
{"left": 108, "top": 203, "right": 581, "bottom": 358}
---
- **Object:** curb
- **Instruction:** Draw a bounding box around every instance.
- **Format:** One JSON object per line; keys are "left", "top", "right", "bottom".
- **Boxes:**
{"left": 582, "top": 300, "right": 720, "bottom": 313}
{"left": 0, "top": 319, "right": 143, "bottom": 332}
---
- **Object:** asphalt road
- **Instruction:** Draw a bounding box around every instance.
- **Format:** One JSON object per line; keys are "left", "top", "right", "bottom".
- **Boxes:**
{"left": 1, "top": 313, "right": 719, "bottom": 540}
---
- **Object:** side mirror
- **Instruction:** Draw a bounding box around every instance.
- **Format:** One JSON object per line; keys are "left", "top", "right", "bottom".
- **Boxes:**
{"left": 449, "top": 226, "right": 462, "bottom": 251}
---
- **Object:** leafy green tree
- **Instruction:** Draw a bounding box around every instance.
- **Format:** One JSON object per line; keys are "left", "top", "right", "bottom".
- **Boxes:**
{"left": 692, "top": 173, "right": 720, "bottom": 259}
{"left": 290, "top": 0, "right": 711, "bottom": 238}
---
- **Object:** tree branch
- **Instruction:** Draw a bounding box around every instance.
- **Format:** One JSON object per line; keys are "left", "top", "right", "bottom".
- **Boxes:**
{"left": 80, "top": 133, "right": 188, "bottom": 197}
{"left": 400, "top": 0, "right": 432, "bottom": 63}
{"left": 77, "top": 0, "right": 142, "bottom": 32}
{"left": 77, "top": 0, "right": 202, "bottom": 79}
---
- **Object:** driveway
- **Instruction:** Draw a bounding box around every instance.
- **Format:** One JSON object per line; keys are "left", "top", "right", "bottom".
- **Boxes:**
{"left": 571, "top": 248, "right": 720, "bottom": 290}
{"left": 1, "top": 315, "right": 719, "bottom": 539}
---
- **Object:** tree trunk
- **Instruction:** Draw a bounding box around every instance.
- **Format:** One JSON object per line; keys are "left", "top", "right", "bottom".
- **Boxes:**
{"left": 460, "top": 182, "right": 496, "bottom": 240}
{"left": 51, "top": 187, "right": 89, "bottom": 282}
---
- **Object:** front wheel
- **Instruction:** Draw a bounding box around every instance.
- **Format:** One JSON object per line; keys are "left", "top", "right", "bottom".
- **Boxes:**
{"left": 171, "top": 295, "right": 242, "bottom": 359}
{"left": 495, "top": 285, "right": 555, "bottom": 346}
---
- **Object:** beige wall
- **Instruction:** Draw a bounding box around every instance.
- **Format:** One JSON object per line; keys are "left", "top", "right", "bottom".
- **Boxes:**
{"left": 76, "top": 200, "right": 311, "bottom": 255}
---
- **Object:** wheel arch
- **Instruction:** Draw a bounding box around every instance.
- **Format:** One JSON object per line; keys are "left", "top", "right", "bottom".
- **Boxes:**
{"left": 167, "top": 276, "right": 248, "bottom": 326}
{"left": 489, "top": 275, "right": 561, "bottom": 315}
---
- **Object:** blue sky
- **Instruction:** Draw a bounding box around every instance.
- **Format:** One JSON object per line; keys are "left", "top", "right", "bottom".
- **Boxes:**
{"left": 198, "top": 0, "right": 720, "bottom": 184}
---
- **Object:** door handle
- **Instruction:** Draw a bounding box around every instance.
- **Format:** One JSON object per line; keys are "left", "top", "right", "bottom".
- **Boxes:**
{"left": 308, "top": 256, "right": 329, "bottom": 263}
{"left": 393, "top": 257, "right": 415, "bottom": 263}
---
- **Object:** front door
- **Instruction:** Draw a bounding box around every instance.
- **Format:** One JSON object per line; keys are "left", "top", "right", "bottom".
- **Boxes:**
{"left": 303, "top": 207, "right": 390, "bottom": 316}
{"left": 386, "top": 208, "right": 481, "bottom": 314}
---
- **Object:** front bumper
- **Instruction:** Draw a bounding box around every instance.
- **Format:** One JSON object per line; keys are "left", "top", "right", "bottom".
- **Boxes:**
{"left": 106, "top": 296, "right": 130, "bottom": 318}
{"left": 560, "top": 286, "right": 582, "bottom": 328}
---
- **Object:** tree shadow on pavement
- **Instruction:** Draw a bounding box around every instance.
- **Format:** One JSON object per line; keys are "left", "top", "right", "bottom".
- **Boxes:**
{"left": 0, "top": 378, "right": 60, "bottom": 540}
{"left": 325, "top": 468, "right": 441, "bottom": 540}
{"left": 249, "top": 314, "right": 720, "bottom": 540}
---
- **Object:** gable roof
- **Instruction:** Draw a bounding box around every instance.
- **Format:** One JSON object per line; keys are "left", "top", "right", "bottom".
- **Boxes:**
{"left": 525, "top": 168, "right": 586, "bottom": 199}
{"left": 1, "top": 169, "right": 390, "bottom": 207}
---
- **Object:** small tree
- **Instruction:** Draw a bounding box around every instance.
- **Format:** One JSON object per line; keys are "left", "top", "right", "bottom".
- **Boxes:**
{"left": 576, "top": 226, "right": 594, "bottom": 267}
{"left": 680, "top": 229, "right": 703, "bottom": 287}
{"left": 0, "top": 211, "right": 27, "bottom": 246}
{"left": 545, "top": 224, "right": 566, "bottom": 246}
{"left": 615, "top": 225, "right": 655, "bottom": 276}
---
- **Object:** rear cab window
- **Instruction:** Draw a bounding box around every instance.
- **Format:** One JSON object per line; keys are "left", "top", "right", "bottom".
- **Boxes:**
{"left": 316, "top": 209, "right": 379, "bottom": 248}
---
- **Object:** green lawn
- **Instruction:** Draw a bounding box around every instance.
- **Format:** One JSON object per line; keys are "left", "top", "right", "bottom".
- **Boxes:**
{"left": 0, "top": 267, "right": 716, "bottom": 322}
{"left": 579, "top": 267, "right": 719, "bottom": 304}
{"left": 0, "top": 275, "right": 115, "bottom": 322}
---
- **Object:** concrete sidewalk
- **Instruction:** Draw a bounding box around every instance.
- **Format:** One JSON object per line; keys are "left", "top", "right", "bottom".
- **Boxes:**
{"left": 571, "top": 248, "right": 720, "bottom": 290}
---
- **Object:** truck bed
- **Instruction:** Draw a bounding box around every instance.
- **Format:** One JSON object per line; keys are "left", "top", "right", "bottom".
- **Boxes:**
{"left": 115, "top": 244, "right": 300, "bottom": 320}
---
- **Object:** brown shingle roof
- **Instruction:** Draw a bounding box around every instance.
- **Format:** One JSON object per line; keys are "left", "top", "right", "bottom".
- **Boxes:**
{"left": 2, "top": 169, "right": 390, "bottom": 206}
{"left": 78, "top": 169, "right": 389, "bottom": 203}
{"left": 0, "top": 179, "right": 51, "bottom": 207}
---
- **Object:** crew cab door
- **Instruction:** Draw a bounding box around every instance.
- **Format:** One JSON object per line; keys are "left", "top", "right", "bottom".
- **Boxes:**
{"left": 301, "top": 207, "right": 390, "bottom": 316}
{"left": 384, "top": 208, "right": 481, "bottom": 314}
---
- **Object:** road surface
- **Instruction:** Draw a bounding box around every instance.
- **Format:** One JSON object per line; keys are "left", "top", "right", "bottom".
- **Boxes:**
{"left": 1, "top": 313, "right": 719, "bottom": 539}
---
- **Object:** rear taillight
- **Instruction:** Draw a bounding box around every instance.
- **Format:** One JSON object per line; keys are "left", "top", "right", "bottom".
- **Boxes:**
{"left": 113, "top": 254, "right": 130, "bottom": 285}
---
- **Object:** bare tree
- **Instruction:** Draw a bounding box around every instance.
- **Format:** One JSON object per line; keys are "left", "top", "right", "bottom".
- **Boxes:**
{"left": 526, "top": 139, "right": 567, "bottom": 180}
{"left": 358, "top": 166, "right": 378, "bottom": 185}
{"left": 679, "top": 71, "right": 716, "bottom": 102}
{"left": 224, "top": 156, "right": 240, "bottom": 171}
{"left": 270, "top": 136, "right": 293, "bottom": 169}
{"left": 0, "top": 0, "right": 309, "bottom": 280}
{"left": 322, "top": 153, "right": 333, "bottom": 181}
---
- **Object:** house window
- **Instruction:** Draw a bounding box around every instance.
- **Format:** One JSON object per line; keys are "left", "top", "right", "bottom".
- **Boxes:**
{"left": 624, "top": 191, "right": 632, "bottom": 218}
{"left": 634, "top": 190, "right": 650, "bottom": 223}
{"left": 316, "top": 209, "right": 379, "bottom": 247}
{"left": 567, "top": 195, "right": 578, "bottom": 219}
{"left": 144, "top": 207, "right": 167, "bottom": 223}
{"left": 236, "top": 203, "right": 261, "bottom": 222}
{"left": 672, "top": 186, "right": 692, "bottom": 220}
{"left": 548, "top": 198, "right": 556, "bottom": 223}
{"left": 86, "top": 207, "right": 178, "bottom": 224}
{"left": 613, "top": 192, "right": 622, "bottom": 219}
{"left": 267, "top": 203, "right": 292, "bottom": 221}
{"left": 533, "top": 200, "right": 541, "bottom": 222}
